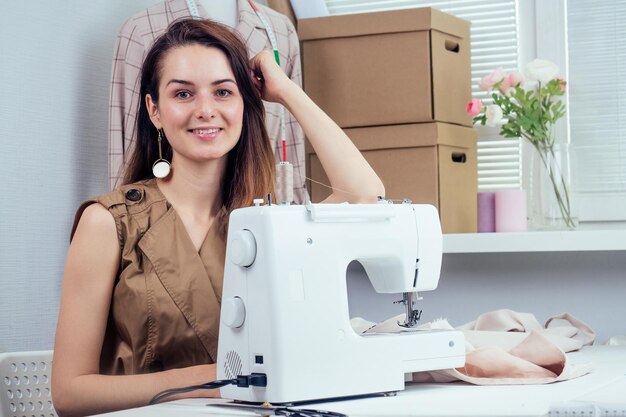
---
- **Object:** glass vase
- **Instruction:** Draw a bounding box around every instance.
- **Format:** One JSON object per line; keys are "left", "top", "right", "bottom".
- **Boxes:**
{"left": 527, "top": 143, "right": 578, "bottom": 230}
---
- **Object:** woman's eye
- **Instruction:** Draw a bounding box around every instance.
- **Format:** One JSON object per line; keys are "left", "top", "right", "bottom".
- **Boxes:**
{"left": 216, "top": 89, "right": 231, "bottom": 98}
{"left": 175, "top": 91, "right": 191, "bottom": 99}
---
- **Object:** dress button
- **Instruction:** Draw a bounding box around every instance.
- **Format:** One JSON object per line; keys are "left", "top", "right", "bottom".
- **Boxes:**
{"left": 125, "top": 189, "right": 142, "bottom": 202}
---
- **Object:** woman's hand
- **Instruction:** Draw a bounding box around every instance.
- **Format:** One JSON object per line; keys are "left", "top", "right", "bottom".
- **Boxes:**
{"left": 249, "top": 50, "right": 293, "bottom": 104}
{"left": 156, "top": 364, "right": 221, "bottom": 402}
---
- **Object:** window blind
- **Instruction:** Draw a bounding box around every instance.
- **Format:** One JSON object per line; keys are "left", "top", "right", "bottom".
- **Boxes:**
{"left": 323, "top": 0, "right": 522, "bottom": 190}
{"left": 567, "top": 0, "right": 626, "bottom": 221}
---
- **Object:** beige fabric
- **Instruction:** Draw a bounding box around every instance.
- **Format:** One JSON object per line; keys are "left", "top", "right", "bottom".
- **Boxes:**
{"left": 71, "top": 179, "right": 227, "bottom": 375}
{"left": 353, "top": 309, "right": 596, "bottom": 385}
{"left": 108, "top": 0, "right": 307, "bottom": 203}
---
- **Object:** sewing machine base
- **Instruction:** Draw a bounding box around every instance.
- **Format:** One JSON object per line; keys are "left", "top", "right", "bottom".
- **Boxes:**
{"left": 228, "top": 391, "right": 394, "bottom": 408}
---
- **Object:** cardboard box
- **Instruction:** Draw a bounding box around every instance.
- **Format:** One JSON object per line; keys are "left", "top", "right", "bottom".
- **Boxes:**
{"left": 307, "top": 123, "right": 477, "bottom": 233}
{"left": 298, "top": 8, "right": 472, "bottom": 128}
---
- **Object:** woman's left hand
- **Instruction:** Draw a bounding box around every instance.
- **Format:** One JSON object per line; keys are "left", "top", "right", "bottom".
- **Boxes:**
{"left": 249, "top": 50, "right": 293, "bottom": 104}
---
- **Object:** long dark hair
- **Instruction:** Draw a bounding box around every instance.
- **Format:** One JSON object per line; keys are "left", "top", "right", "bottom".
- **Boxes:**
{"left": 124, "top": 18, "right": 275, "bottom": 213}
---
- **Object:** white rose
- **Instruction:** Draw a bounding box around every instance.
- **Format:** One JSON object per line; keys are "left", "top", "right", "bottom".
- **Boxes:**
{"left": 485, "top": 105, "right": 503, "bottom": 127}
{"left": 525, "top": 59, "right": 559, "bottom": 84}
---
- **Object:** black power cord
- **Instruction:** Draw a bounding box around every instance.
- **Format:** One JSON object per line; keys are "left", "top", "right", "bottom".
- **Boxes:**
{"left": 149, "top": 373, "right": 267, "bottom": 405}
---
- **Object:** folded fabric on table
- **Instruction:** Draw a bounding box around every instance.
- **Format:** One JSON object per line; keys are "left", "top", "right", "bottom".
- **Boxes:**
{"left": 350, "top": 309, "right": 595, "bottom": 385}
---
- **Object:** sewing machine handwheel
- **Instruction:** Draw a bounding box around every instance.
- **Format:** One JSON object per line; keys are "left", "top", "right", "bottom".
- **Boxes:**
{"left": 229, "top": 229, "right": 257, "bottom": 267}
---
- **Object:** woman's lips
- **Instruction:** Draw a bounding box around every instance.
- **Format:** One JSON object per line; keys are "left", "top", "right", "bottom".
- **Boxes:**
{"left": 189, "top": 127, "right": 222, "bottom": 140}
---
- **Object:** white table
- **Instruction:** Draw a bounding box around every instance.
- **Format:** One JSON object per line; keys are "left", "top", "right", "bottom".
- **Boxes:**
{"left": 95, "top": 346, "right": 626, "bottom": 417}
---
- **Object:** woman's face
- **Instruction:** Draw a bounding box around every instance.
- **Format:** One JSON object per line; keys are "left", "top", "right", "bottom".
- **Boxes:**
{"left": 146, "top": 44, "right": 244, "bottom": 166}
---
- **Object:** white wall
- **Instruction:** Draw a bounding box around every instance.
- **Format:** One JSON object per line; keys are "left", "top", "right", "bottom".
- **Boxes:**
{"left": 0, "top": 1, "right": 623, "bottom": 354}
{"left": 0, "top": 1, "right": 165, "bottom": 353}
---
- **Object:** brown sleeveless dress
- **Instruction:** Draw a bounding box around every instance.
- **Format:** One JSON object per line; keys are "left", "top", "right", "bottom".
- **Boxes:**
{"left": 71, "top": 179, "right": 227, "bottom": 375}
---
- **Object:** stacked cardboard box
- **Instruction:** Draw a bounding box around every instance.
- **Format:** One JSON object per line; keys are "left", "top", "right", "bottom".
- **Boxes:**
{"left": 299, "top": 7, "right": 477, "bottom": 233}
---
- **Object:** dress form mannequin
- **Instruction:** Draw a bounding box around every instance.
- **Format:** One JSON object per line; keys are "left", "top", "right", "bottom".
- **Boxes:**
{"left": 110, "top": 0, "right": 309, "bottom": 203}
{"left": 197, "top": 0, "right": 238, "bottom": 27}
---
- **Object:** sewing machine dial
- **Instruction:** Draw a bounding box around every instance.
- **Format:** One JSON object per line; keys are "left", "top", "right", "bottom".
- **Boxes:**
{"left": 228, "top": 229, "right": 257, "bottom": 267}
{"left": 222, "top": 296, "right": 246, "bottom": 328}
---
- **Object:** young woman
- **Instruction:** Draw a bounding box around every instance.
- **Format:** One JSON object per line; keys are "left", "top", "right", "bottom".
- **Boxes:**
{"left": 52, "top": 18, "right": 383, "bottom": 417}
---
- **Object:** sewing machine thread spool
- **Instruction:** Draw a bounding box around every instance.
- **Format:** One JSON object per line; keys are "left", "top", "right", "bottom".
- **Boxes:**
{"left": 275, "top": 161, "right": 293, "bottom": 204}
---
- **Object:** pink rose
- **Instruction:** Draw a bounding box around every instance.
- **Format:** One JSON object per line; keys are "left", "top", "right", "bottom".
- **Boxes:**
{"left": 499, "top": 71, "right": 525, "bottom": 95}
{"left": 466, "top": 98, "right": 483, "bottom": 117}
{"left": 508, "top": 71, "right": 525, "bottom": 87}
{"left": 485, "top": 105, "right": 503, "bottom": 127}
{"left": 479, "top": 67, "right": 506, "bottom": 91}
{"left": 556, "top": 77, "right": 567, "bottom": 92}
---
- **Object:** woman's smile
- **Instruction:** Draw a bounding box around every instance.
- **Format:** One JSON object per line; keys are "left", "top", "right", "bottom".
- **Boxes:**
{"left": 189, "top": 126, "right": 223, "bottom": 141}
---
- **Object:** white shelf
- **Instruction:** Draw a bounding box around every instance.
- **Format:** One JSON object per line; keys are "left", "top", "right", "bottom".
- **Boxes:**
{"left": 443, "top": 229, "right": 626, "bottom": 253}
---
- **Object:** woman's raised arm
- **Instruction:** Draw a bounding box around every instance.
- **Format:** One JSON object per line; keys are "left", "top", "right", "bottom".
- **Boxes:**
{"left": 250, "top": 51, "right": 385, "bottom": 203}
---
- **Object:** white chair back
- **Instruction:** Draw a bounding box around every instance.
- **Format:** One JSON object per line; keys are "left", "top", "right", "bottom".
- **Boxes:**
{"left": 0, "top": 351, "right": 57, "bottom": 417}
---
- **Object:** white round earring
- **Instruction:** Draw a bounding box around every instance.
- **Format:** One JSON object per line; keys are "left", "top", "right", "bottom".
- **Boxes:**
{"left": 152, "top": 129, "right": 171, "bottom": 178}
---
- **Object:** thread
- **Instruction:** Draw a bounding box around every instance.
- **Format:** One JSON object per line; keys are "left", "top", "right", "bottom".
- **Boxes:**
{"left": 281, "top": 138, "right": 287, "bottom": 162}
{"left": 305, "top": 176, "right": 412, "bottom": 204}
{"left": 276, "top": 162, "right": 294, "bottom": 204}
{"left": 306, "top": 176, "right": 402, "bottom": 202}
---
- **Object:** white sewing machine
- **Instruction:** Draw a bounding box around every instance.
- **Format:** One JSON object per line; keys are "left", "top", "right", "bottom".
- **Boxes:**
{"left": 217, "top": 202, "right": 465, "bottom": 404}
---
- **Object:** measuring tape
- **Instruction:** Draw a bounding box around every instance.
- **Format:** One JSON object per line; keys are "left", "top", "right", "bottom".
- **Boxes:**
{"left": 185, "top": 0, "right": 200, "bottom": 18}
{"left": 246, "top": 0, "right": 288, "bottom": 163}
{"left": 185, "top": 0, "right": 289, "bottom": 163}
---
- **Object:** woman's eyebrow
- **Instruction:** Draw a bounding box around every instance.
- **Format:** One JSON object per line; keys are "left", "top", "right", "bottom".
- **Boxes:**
{"left": 166, "top": 79, "right": 193, "bottom": 87}
{"left": 212, "top": 78, "right": 237, "bottom": 86}
{"left": 165, "top": 78, "right": 237, "bottom": 87}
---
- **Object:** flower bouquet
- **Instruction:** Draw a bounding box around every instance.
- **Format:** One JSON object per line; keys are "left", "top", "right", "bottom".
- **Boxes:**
{"left": 467, "top": 59, "right": 576, "bottom": 229}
